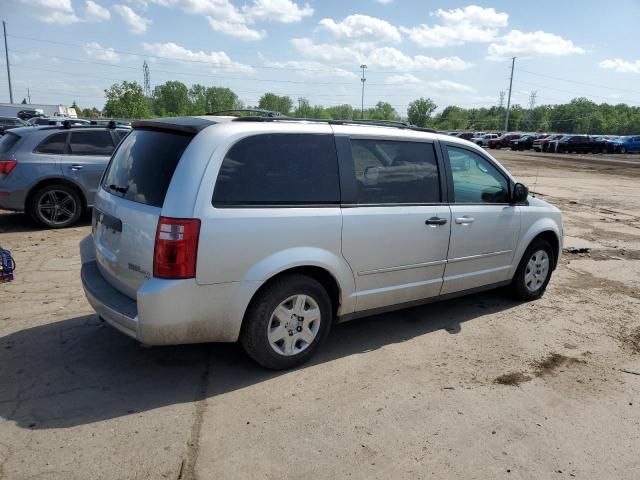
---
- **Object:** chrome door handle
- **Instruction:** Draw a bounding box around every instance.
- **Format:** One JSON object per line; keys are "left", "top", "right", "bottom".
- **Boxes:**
{"left": 455, "top": 216, "right": 475, "bottom": 224}
{"left": 70, "top": 164, "right": 84, "bottom": 171}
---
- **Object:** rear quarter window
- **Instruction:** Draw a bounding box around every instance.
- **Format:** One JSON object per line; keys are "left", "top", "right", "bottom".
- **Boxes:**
{"left": 102, "top": 129, "right": 193, "bottom": 208}
{"left": 0, "top": 132, "right": 21, "bottom": 154}
{"left": 213, "top": 133, "right": 339, "bottom": 206}
{"left": 34, "top": 132, "right": 68, "bottom": 154}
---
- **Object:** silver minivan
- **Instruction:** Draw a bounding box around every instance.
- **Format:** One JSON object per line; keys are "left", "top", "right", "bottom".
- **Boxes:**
{"left": 80, "top": 115, "right": 563, "bottom": 369}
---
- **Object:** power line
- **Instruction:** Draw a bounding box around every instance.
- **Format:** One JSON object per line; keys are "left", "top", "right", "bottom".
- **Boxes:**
{"left": 7, "top": 33, "right": 360, "bottom": 75}
{"left": 517, "top": 67, "right": 640, "bottom": 95}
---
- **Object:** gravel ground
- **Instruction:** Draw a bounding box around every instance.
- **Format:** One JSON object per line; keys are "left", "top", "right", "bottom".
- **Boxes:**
{"left": 1, "top": 150, "right": 639, "bottom": 479}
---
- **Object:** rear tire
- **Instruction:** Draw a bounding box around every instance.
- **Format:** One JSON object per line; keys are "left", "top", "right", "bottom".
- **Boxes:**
{"left": 510, "top": 238, "right": 554, "bottom": 301}
{"left": 28, "top": 184, "right": 82, "bottom": 229}
{"left": 240, "top": 274, "right": 333, "bottom": 370}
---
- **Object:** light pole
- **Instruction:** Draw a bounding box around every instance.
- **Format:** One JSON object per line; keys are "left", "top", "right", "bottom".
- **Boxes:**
{"left": 360, "top": 64, "right": 367, "bottom": 120}
{"left": 3, "top": 21, "right": 13, "bottom": 104}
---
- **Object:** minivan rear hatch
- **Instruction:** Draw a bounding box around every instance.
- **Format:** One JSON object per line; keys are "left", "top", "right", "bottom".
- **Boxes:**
{"left": 93, "top": 118, "right": 214, "bottom": 299}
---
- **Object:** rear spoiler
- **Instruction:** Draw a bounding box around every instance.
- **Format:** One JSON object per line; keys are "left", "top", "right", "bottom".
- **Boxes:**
{"left": 132, "top": 117, "right": 217, "bottom": 135}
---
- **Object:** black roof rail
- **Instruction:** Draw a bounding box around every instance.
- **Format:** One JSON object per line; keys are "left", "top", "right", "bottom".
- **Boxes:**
{"left": 207, "top": 108, "right": 283, "bottom": 118}
{"left": 108, "top": 120, "right": 117, "bottom": 129}
{"left": 232, "top": 116, "right": 437, "bottom": 133}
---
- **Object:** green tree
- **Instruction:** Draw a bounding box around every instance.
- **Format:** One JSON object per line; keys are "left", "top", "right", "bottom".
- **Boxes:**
{"left": 188, "top": 85, "right": 242, "bottom": 114}
{"left": 104, "top": 81, "right": 149, "bottom": 119}
{"left": 326, "top": 104, "right": 354, "bottom": 120}
{"left": 407, "top": 97, "right": 437, "bottom": 127}
{"left": 258, "top": 93, "right": 293, "bottom": 115}
{"left": 366, "top": 101, "right": 399, "bottom": 121}
{"left": 152, "top": 81, "right": 189, "bottom": 116}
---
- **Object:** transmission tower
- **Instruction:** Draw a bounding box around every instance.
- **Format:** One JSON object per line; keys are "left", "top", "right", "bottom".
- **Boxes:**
{"left": 498, "top": 91, "right": 505, "bottom": 108}
{"left": 143, "top": 60, "right": 151, "bottom": 97}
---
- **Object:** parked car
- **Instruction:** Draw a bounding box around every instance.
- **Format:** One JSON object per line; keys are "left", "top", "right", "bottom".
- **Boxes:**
{"left": 472, "top": 133, "right": 499, "bottom": 146}
{"left": 0, "top": 116, "right": 28, "bottom": 135}
{"left": 510, "top": 135, "right": 537, "bottom": 151}
{"left": 17, "top": 109, "right": 44, "bottom": 121}
{"left": 556, "top": 135, "right": 601, "bottom": 154}
{"left": 488, "top": 133, "right": 521, "bottom": 149}
{"left": 455, "top": 132, "right": 475, "bottom": 141}
{"left": 27, "top": 117, "right": 90, "bottom": 126}
{"left": 608, "top": 136, "right": 640, "bottom": 154}
{"left": 533, "top": 134, "right": 563, "bottom": 152}
{"left": 0, "top": 123, "right": 131, "bottom": 228}
{"left": 79, "top": 115, "right": 563, "bottom": 369}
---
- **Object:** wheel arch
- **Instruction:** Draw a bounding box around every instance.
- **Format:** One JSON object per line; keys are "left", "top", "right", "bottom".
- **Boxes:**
{"left": 510, "top": 216, "right": 562, "bottom": 280}
{"left": 244, "top": 266, "right": 343, "bottom": 323}
{"left": 25, "top": 177, "right": 88, "bottom": 212}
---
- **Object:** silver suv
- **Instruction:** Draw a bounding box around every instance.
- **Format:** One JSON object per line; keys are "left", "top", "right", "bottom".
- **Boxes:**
{"left": 80, "top": 116, "right": 563, "bottom": 369}
{"left": 0, "top": 124, "right": 130, "bottom": 227}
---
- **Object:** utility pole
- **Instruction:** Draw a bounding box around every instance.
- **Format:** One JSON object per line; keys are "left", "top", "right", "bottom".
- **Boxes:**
{"left": 504, "top": 56, "right": 515, "bottom": 132}
{"left": 360, "top": 64, "right": 367, "bottom": 119}
{"left": 143, "top": 60, "right": 151, "bottom": 97}
{"left": 27, "top": 87, "right": 30, "bottom": 103}
{"left": 3, "top": 21, "right": 13, "bottom": 104}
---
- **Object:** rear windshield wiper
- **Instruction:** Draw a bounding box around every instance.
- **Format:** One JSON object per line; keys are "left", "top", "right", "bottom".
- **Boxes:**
{"left": 107, "top": 184, "right": 128, "bottom": 195}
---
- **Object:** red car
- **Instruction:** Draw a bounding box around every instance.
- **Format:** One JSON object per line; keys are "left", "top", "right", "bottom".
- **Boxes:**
{"left": 488, "top": 133, "right": 521, "bottom": 149}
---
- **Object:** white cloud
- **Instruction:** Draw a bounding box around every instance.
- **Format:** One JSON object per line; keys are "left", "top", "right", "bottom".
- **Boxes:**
{"left": 320, "top": 14, "right": 401, "bottom": 44}
{"left": 376, "top": 0, "right": 393, "bottom": 4}
{"left": 291, "top": 38, "right": 471, "bottom": 72}
{"left": 18, "top": 0, "right": 80, "bottom": 24}
{"left": 291, "top": 38, "right": 363, "bottom": 64}
{"left": 599, "top": 58, "right": 640, "bottom": 74}
{"left": 261, "top": 58, "right": 357, "bottom": 79}
{"left": 152, "top": 0, "right": 312, "bottom": 40}
{"left": 206, "top": 17, "right": 265, "bottom": 41}
{"left": 385, "top": 73, "right": 422, "bottom": 84}
{"left": 142, "top": 42, "right": 254, "bottom": 73}
{"left": 402, "top": 5, "right": 508, "bottom": 48}
{"left": 85, "top": 0, "right": 111, "bottom": 21}
{"left": 434, "top": 5, "right": 508, "bottom": 28}
{"left": 367, "top": 47, "right": 471, "bottom": 71}
{"left": 113, "top": 4, "right": 151, "bottom": 34}
{"left": 424, "top": 80, "right": 475, "bottom": 94}
{"left": 84, "top": 42, "right": 120, "bottom": 63}
{"left": 243, "top": 0, "right": 313, "bottom": 23}
{"left": 487, "top": 30, "right": 585, "bottom": 59}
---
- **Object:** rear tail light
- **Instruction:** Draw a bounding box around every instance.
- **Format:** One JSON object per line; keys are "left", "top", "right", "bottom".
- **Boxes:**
{"left": 153, "top": 217, "right": 201, "bottom": 279}
{"left": 0, "top": 160, "right": 17, "bottom": 175}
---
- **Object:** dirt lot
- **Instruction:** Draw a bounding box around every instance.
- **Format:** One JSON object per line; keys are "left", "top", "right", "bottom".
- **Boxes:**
{"left": 1, "top": 150, "right": 640, "bottom": 479}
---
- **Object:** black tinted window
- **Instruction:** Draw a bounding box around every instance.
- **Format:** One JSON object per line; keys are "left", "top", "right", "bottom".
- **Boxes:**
{"left": 102, "top": 129, "right": 193, "bottom": 208}
{"left": 69, "top": 131, "right": 115, "bottom": 156}
{"left": 35, "top": 132, "right": 68, "bottom": 154}
{"left": 213, "top": 134, "right": 339, "bottom": 205}
{"left": 350, "top": 139, "right": 440, "bottom": 204}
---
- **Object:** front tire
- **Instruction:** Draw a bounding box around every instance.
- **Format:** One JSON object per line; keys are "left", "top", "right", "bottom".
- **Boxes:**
{"left": 28, "top": 184, "right": 82, "bottom": 228}
{"left": 510, "top": 239, "right": 554, "bottom": 300}
{"left": 240, "top": 274, "right": 333, "bottom": 370}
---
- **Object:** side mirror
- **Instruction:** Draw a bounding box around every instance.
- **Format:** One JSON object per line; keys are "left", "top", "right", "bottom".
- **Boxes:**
{"left": 511, "top": 182, "right": 529, "bottom": 204}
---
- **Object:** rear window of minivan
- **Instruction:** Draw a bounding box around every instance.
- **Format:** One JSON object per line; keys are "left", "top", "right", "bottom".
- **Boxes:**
{"left": 102, "top": 129, "right": 193, "bottom": 208}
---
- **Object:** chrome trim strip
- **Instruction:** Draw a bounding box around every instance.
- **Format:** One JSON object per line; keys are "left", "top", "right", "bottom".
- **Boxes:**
{"left": 358, "top": 259, "right": 447, "bottom": 276}
{"left": 447, "top": 250, "right": 512, "bottom": 264}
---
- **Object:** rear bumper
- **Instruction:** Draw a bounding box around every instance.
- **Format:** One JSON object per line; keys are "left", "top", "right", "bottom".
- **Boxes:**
{"left": 82, "top": 261, "right": 139, "bottom": 339}
{"left": 79, "top": 235, "right": 263, "bottom": 345}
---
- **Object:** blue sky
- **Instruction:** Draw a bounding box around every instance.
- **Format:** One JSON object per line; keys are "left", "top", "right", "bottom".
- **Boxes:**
{"left": 2, "top": 0, "right": 640, "bottom": 114}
